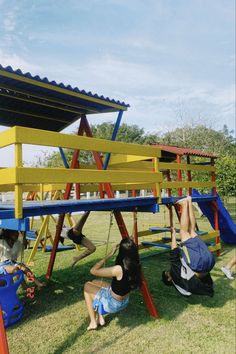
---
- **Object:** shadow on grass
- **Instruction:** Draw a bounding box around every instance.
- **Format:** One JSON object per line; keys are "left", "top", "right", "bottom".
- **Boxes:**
{"left": 7, "top": 245, "right": 235, "bottom": 352}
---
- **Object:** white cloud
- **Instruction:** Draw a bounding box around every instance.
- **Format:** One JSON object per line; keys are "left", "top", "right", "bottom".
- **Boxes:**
{"left": 0, "top": 49, "right": 41, "bottom": 74}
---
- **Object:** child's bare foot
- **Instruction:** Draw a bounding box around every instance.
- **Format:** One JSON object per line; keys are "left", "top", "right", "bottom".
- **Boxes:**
{"left": 98, "top": 315, "right": 105, "bottom": 327}
{"left": 87, "top": 321, "right": 98, "bottom": 331}
{"left": 71, "top": 256, "right": 80, "bottom": 267}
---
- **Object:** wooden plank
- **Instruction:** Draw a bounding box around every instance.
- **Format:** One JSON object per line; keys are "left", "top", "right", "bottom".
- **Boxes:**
{"left": 159, "top": 162, "right": 216, "bottom": 172}
{"left": 14, "top": 126, "right": 161, "bottom": 157}
{"left": 109, "top": 155, "right": 152, "bottom": 164}
{"left": 161, "top": 181, "right": 216, "bottom": 189}
{"left": 208, "top": 243, "right": 221, "bottom": 252}
{"left": 0, "top": 127, "right": 15, "bottom": 148}
{"left": 15, "top": 167, "right": 163, "bottom": 184}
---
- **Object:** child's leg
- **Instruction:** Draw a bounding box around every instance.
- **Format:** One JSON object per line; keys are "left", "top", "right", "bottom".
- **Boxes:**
{"left": 226, "top": 255, "right": 236, "bottom": 270}
{"left": 187, "top": 196, "right": 197, "bottom": 237}
{"left": 84, "top": 281, "right": 104, "bottom": 330}
{"left": 74, "top": 211, "right": 90, "bottom": 233}
{"left": 177, "top": 198, "right": 191, "bottom": 242}
{"left": 18, "top": 263, "right": 45, "bottom": 289}
{"left": 71, "top": 237, "right": 96, "bottom": 266}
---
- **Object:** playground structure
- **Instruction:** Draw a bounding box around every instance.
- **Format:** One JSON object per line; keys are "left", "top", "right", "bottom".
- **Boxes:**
{"left": 0, "top": 64, "right": 233, "bottom": 353}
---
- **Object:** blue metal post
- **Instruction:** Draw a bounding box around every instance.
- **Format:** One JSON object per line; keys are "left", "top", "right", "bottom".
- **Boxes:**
{"left": 103, "top": 110, "right": 123, "bottom": 170}
{"left": 59, "top": 147, "right": 69, "bottom": 168}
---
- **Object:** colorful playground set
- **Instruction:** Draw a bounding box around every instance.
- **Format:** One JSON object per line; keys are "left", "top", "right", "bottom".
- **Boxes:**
{"left": 0, "top": 65, "right": 235, "bottom": 353}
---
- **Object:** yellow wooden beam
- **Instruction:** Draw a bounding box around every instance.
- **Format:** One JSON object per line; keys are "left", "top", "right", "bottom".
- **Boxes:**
{"left": 108, "top": 161, "right": 153, "bottom": 170}
{"left": 15, "top": 167, "right": 163, "bottom": 184}
{"left": 201, "top": 230, "right": 220, "bottom": 241}
{"left": 161, "top": 181, "right": 216, "bottom": 189}
{"left": 109, "top": 155, "right": 152, "bottom": 164}
{"left": 0, "top": 168, "right": 16, "bottom": 184}
{"left": 159, "top": 162, "right": 216, "bottom": 172}
{"left": 0, "top": 127, "right": 15, "bottom": 148}
{"left": 208, "top": 243, "right": 221, "bottom": 252}
{"left": 13, "top": 126, "right": 161, "bottom": 157}
{"left": 79, "top": 182, "right": 156, "bottom": 193}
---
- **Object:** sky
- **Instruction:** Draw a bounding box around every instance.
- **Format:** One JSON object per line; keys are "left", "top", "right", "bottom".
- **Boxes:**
{"left": 0, "top": 0, "right": 235, "bottom": 165}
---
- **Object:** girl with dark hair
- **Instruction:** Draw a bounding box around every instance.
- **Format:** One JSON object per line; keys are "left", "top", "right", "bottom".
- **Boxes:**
{"left": 84, "top": 237, "right": 141, "bottom": 331}
{"left": 0, "top": 229, "right": 45, "bottom": 290}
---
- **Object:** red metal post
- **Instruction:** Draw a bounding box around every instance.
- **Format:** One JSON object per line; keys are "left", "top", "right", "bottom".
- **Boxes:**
{"left": 0, "top": 305, "right": 9, "bottom": 354}
{"left": 47, "top": 114, "right": 160, "bottom": 318}
{"left": 46, "top": 117, "right": 86, "bottom": 279}
{"left": 140, "top": 274, "right": 159, "bottom": 319}
{"left": 83, "top": 117, "right": 159, "bottom": 318}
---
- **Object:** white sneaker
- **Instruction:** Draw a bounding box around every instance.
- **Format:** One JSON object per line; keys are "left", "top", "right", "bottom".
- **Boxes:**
{"left": 61, "top": 226, "right": 70, "bottom": 238}
{"left": 221, "top": 266, "right": 234, "bottom": 280}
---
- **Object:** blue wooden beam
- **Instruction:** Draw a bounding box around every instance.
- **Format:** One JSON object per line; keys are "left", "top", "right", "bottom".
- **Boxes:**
{"left": 0, "top": 197, "right": 159, "bottom": 219}
{"left": 0, "top": 218, "right": 30, "bottom": 231}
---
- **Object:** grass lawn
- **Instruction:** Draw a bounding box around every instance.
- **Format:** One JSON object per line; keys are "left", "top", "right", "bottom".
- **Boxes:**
{"left": 5, "top": 210, "right": 236, "bottom": 354}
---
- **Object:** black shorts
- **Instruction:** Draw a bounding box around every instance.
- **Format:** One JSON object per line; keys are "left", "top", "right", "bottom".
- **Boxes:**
{"left": 67, "top": 229, "right": 85, "bottom": 245}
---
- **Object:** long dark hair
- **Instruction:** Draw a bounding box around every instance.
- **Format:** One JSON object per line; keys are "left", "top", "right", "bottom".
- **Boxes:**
{"left": 0, "top": 229, "right": 19, "bottom": 247}
{"left": 115, "top": 237, "right": 141, "bottom": 290}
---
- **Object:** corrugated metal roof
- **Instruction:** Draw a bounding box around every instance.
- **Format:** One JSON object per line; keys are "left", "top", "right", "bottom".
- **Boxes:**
{"left": 152, "top": 144, "right": 217, "bottom": 158}
{"left": 0, "top": 65, "right": 129, "bottom": 132}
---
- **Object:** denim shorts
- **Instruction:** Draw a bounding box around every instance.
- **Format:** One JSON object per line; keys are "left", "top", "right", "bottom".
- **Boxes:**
{"left": 0, "top": 260, "right": 17, "bottom": 275}
{"left": 93, "top": 287, "right": 129, "bottom": 314}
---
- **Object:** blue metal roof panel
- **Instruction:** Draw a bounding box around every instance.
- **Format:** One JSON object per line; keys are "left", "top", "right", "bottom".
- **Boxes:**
{"left": 0, "top": 65, "right": 129, "bottom": 108}
{"left": 0, "top": 64, "right": 129, "bottom": 131}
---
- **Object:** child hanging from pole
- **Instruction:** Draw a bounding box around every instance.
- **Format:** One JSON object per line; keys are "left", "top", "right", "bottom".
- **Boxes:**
{"left": 0, "top": 229, "right": 45, "bottom": 291}
{"left": 162, "top": 196, "right": 215, "bottom": 296}
{"left": 66, "top": 211, "right": 96, "bottom": 267}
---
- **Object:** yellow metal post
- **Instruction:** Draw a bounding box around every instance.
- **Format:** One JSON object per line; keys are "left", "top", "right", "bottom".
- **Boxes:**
{"left": 153, "top": 157, "right": 160, "bottom": 197}
{"left": 14, "top": 143, "right": 23, "bottom": 218}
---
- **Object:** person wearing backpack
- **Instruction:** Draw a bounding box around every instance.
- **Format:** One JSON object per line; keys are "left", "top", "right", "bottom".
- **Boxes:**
{"left": 162, "top": 196, "right": 215, "bottom": 296}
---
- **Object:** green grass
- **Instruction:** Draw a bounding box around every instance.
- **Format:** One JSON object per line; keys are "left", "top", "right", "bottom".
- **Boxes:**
{"left": 5, "top": 211, "right": 236, "bottom": 354}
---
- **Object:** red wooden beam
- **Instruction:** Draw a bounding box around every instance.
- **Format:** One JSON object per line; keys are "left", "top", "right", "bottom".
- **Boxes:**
{"left": 0, "top": 305, "right": 9, "bottom": 354}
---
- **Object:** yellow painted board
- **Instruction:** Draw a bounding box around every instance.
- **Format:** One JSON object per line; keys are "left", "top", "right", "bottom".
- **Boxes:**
{"left": 159, "top": 162, "right": 216, "bottom": 172}
{"left": 109, "top": 155, "right": 152, "bottom": 164}
{"left": 0, "top": 183, "right": 67, "bottom": 193}
{"left": 79, "top": 162, "right": 153, "bottom": 170}
{"left": 79, "top": 182, "right": 156, "bottom": 193}
{"left": 15, "top": 167, "right": 163, "bottom": 184}
{"left": 108, "top": 161, "right": 153, "bottom": 170}
{"left": 208, "top": 243, "right": 221, "bottom": 252}
{"left": 15, "top": 184, "right": 23, "bottom": 218}
{"left": 0, "top": 127, "right": 15, "bottom": 148}
{"left": 0, "top": 168, "right": 16, "bottom": 184}
{"left": 161, "top": 181, "right": 216, "bottom": 189}
{"left": 0, "top": 69, "right": 127, "bottom": 111}
{"left": 201, "top": 231, "right": 220, "bottom": 241}
{"left": 138, "top": 230, "right": 156, "bottom": 237}
{"left": 14, "top": 126, "right": 161, "bottom": 157}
